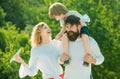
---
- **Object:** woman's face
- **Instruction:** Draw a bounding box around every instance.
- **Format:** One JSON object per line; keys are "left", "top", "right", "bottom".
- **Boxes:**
{"left": 40, "top": 25, "right": 51, "bottom": 39}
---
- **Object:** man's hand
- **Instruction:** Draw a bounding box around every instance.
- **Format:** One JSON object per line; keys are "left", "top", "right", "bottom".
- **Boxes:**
{"left": 84, "top": 53, "right": 96, "bottom": 64}
{"left": 60, "top": 53, "right": 69, "bottom": 62}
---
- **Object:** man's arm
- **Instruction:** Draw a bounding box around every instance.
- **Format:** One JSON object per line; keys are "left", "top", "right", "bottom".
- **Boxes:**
{"left": 89, "top": 37, "right": 104, "bottom": 65}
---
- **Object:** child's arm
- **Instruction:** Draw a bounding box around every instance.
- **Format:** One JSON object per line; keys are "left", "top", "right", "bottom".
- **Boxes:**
{"left": 55, "top": 26, "right": 67, "bottom": 40}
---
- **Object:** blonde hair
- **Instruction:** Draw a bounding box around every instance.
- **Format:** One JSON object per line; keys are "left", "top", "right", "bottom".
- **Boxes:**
{"left": 49, "top": 2, "right": 68, "bottom": 18}
{"left": 30, "top": 22, "right": 48, "bottom": 47}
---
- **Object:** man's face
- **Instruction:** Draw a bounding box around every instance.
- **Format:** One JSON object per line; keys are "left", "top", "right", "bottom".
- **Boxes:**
{"left": 66, "top": 23, "right": 79, "bottom": 41}
{"left": 66, "top": 23, "right": 78, "bottom": 33}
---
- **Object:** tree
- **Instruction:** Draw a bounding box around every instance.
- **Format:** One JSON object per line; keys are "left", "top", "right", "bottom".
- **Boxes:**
{"left": 0, "top": 7, "right": 6, "bottom": 27}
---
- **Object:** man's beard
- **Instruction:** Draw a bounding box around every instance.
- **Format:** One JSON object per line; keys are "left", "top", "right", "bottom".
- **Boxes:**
{"left": 67, "top": 30, "right": 79, "bottom": 41}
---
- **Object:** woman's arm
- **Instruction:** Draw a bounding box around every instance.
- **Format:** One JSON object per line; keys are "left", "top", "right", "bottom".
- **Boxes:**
{"left": 18, "top": 48, "right": 39, "bottom": 78}
{"left": 15, "top": 54, "right": 26, "bottom": 66}
{"left": 55, "top": 26, "right": 67, "bottom": 40}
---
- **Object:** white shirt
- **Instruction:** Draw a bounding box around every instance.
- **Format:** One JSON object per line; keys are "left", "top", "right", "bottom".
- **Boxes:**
{"left": 60, "top": 37, "right": 104, "bottom": 79}
{"left": 19, "top": 39, "right": 63, "bottom": 79}
{"left": 60, "top": 10, "right": 86, "bottom": 27}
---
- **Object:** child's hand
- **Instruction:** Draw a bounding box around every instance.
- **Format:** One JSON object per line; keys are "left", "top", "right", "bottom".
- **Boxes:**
{"left": 55, "top": 33, "right": 63, "bottom": 40}
{"left": 60, "top": 53, "right": 69, "bottom": 62}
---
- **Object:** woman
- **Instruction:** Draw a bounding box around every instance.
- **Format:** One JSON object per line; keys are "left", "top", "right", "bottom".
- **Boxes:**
{"left": 15, "top": 22, "right": 63, "bottom": 79}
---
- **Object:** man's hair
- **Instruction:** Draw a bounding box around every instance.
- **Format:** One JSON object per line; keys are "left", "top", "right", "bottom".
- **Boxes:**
{"left": 65, "top": 15, "right": 80, "bottom": 26}
{"left": 49, "top": 2, "right": 68, "bottom": 18}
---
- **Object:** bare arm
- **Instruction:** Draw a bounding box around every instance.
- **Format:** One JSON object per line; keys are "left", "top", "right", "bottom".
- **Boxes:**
{"left": 60, "top": 26, "right": 67, "bottom": 35}
{"left": 55, "top": 26, "right": 67, "bottom": 40}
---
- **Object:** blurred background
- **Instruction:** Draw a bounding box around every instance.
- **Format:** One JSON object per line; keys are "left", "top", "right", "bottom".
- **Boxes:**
{"left": 0, "top": 0, "right": 120, "bottom": 79}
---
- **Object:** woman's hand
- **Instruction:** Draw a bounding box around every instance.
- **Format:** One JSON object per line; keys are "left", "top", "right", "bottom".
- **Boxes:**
{"left": 55, "top": 33, "right": 63, "bottom": 40}
{"left": 15, "top": 55, "right": 26, "bottom": 65}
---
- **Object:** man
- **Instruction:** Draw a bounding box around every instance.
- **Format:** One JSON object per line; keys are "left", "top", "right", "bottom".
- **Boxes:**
{"left": 60, "top": 15, "right": 104, "bottom": 79}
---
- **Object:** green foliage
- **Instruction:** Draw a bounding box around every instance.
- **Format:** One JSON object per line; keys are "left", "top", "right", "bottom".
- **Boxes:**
{"left": 19, "top": 37, "right": 29, "bottom": 47}
{"left": 0, "top": 0, "right": 26, "bottom": 29}
{"left": 0, "top": 30, "right": 6, "bottom": 52}
{"left": 0, "top": 0, "right": 120, "bottom": 79}
{"left": 0, "top": 7, "right": 6, "bottom": 26}
{"left": 0, "top": 23, "right": 30, "bottom": 79}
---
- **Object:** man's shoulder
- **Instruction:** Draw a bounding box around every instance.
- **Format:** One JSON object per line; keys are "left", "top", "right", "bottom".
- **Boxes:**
{"left": 89, "top": 37, "right": 98, "bottom": 44}
{"left": 89, "top": 36, "right": 95, "bottom": 41}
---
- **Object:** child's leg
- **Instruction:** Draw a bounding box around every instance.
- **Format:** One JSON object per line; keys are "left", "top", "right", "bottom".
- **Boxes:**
{"left": 81, "top": 34, "right": 90, "bottom": 53}
{"left": 62, "top": 33, "right": 70, "bottom": 65}
{"left": 81, "top": 34, "right": 90, "bottom": 66}
{"left": 62, "top": 33, "right": 69, "bottom": 54}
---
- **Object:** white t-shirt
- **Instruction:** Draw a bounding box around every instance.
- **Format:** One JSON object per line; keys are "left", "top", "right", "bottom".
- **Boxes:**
{"left": 19, "top": 39, "right": 63, "bottom": 79}
{"left": 60, "top": 37, "right": 104, "bottom": 79}
{"left": 60, "top": 10, "right": 85, "bottom": 27}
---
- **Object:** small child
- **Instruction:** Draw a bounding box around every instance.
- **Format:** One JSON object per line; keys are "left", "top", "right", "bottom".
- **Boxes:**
{"left": 49, "top": 2, "right": 90, "bottom": 66}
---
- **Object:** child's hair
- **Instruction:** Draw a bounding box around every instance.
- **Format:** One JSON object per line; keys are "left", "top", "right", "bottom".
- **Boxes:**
{"left": 49, "top": 2, "right": 68, "bottom": 18}
{"left": 30, "top": 22, "right": 48, "bottom": 47}
{"left": 65, "top": 15, "right": 80, "bottom": 26}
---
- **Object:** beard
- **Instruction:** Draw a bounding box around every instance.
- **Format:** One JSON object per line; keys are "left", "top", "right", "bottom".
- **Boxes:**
{"left": 67, "top": 30, "right": 79, "bottom": 41}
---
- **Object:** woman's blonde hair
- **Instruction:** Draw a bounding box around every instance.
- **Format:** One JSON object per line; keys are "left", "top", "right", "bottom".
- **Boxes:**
{"left": 30, "top": 22, "right": 48, "bottom": 47}
{"left": 49, "top": 2, "right": 68, "bottom": 18}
